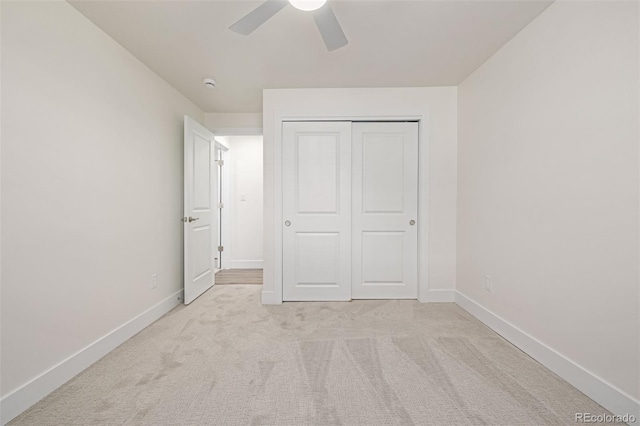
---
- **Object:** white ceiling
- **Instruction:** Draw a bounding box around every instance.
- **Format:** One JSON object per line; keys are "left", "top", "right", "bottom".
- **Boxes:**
{"left": 69, "top": 0, "right": 552, "bottom": 113}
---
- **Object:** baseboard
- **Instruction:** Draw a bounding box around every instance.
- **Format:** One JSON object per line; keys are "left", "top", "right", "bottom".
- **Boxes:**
{"left": 229, "top": 260, "right": 263, "bottom": 269}
{"left": 261, "top": 290, "right": 281, "bottom": 305}
{"left": 424, "top": 289, "right": 456, "bottom": 302}
{"left": 0, "top": 290, "right": 183, "bottom": 425}
{"left": 454, "top": 291, "right": 640, "bottom": 421}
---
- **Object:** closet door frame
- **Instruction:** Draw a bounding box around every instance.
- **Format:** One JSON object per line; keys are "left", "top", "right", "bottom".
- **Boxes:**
{"left": 271, "top": 115, "right": 428, "bottom": 304}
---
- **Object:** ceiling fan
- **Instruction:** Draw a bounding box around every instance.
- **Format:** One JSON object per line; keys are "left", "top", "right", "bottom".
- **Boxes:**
{"left": 229, "top": 0, "right": 348, "bottom": 51}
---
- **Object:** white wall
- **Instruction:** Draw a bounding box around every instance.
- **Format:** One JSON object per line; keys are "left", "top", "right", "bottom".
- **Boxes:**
{"left": 205, "top": 113, "right": 262, "bottom": 134}
{"left": 216, "top": 136, "right": 264, "bottom": 269}
{"left": 1, "top": 1, "right": 204, "bottom": 422}
{"left": 262, "top": 87, "right": 458, "bottom": 304}
{"left": 457, "top": 0, "right": 639, "bottom": 416}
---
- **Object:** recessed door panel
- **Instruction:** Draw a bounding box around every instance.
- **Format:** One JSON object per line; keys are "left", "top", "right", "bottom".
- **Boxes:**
{"left": 352, "top": 122, "right": 418, "bottom": 299}
{"left": 192, "top": 225, "right": 212, "bottom": 281}
{"left": 362, "top": 232, "right": 404, "bottom": 284}
{"left": 296, "top": 233, "right": 339, "bottom": 286}
{"left": 193, "top": 135, "right": 211, "bottom": 210}
{"left": 297, "top": 135, "right": 338, "bottom": 214}
{"left": 363, "top": 135, "right": 404, "bottom": 213}
{"left": 283, "top": 122, "right": 351, "bottom": 301}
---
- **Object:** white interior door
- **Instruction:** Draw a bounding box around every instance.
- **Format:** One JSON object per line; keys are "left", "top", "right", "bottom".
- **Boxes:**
{"left": 184, "top": 116, "right": 216, "bottom": 305}
{"left": 282, "top": 122, "right": 352, "bottom": 301}
{"left": 352, "top": 122, "right": 419, "bottom": 299}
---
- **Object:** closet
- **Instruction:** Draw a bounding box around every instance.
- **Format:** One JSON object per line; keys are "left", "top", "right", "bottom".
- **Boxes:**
{"left": 282, "top": 121, "right": 419, "bottom": 301}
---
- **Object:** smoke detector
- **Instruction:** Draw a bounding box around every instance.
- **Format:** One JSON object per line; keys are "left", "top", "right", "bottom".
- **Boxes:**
{"left": 203, "top": 78, "right": 217, "bottom": 88}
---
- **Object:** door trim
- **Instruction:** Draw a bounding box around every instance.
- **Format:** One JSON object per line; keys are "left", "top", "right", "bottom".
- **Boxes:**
{"left": 212, "top": 140, "right": 229, "bottom": 270}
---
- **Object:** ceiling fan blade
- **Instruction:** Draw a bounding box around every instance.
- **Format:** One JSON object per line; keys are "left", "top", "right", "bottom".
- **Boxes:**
{"left": 313, "top": 4, "right": 348, "bottom": 51}
{"left": 229, "top": 0, "right": 288, "bottom": 35}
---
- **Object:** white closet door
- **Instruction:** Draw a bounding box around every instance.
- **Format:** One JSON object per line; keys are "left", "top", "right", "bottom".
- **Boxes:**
{"left": 352, "top": 122, "right": 419, "bottom": 299}
{"left": 283, "top": 122, "right": 352, "bottom": 301}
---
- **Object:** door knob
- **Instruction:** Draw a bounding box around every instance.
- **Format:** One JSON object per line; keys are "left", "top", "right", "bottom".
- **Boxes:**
{"left": 188, "top": 217, "right": 200, "bottom": 223}
{"left": 284, "top": 220, "right": 291, "bottom": 227}
{"left": 409, "top": 220, "right": 416, "bottom": 226}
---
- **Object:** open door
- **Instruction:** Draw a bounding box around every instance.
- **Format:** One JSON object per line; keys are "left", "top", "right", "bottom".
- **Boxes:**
{"left": 183, "top": 116, "right": 216, "bottom": 304}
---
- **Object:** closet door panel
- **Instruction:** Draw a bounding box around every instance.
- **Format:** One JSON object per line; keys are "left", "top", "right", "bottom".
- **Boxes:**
{"left": 352, "top": 122, "right": 419, "bottom": 299}
{"left": 282, "top": 122, "right": 351, "bottom": 301}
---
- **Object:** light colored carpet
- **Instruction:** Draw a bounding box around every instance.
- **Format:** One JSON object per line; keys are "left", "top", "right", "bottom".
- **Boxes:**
{"left": 215, "top": 269, "right": 263, "bottom": 285}
{"left": 10, "top": 285, "right": 612, "bottom": 425}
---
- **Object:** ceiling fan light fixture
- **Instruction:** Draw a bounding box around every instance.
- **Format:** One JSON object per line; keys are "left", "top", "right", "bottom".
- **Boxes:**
{"left": 288, "top": 0, "right": 327, "bottom": 12}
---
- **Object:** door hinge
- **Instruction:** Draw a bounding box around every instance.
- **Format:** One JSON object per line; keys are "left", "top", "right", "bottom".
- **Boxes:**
{"left": 217, "top": 160, "right": 224, "bottom": 166}
{"left": 218, "top": 202, "right": 224, "bottom": 209}
{"left": 218, "top": 246, "right": 224, "bottom": 252}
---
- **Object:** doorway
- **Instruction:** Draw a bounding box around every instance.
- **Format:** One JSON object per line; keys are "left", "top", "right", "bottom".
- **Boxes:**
{"left": 213, "top": 135, "right": 264, "bottom": 285}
